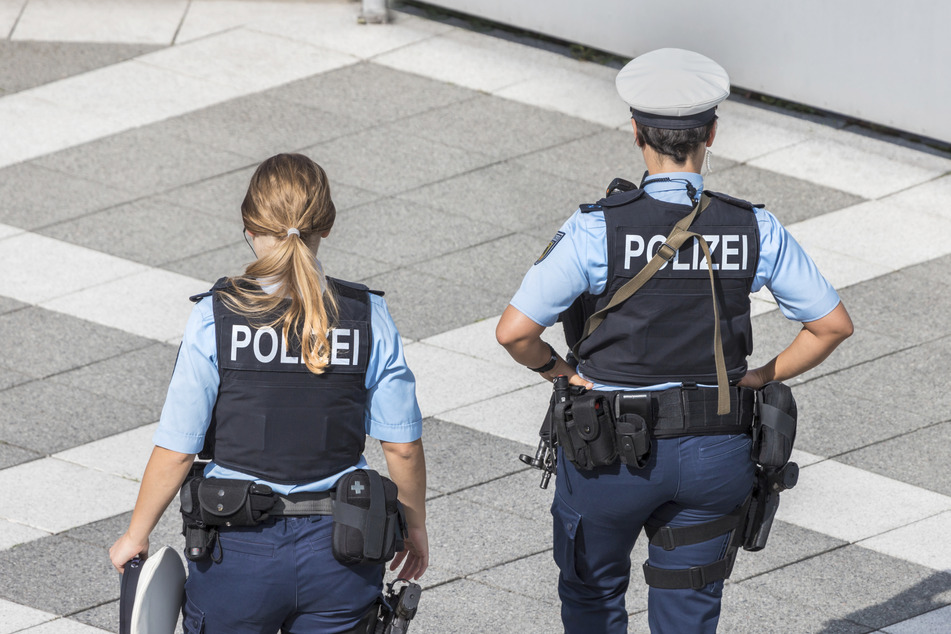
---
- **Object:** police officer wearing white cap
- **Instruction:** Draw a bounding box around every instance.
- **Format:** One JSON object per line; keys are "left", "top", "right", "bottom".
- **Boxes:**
{"left": 497, "top": 49, "right": 853, "bottom": 632}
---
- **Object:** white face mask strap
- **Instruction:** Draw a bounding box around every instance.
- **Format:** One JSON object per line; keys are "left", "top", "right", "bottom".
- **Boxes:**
{"left": 705, "top": 149, "right": 713, "bottom": 175}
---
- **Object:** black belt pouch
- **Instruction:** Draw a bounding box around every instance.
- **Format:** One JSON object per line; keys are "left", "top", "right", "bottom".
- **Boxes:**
{"left": 195, "top": 478, "right": 275, "bottom": 527}
{"left": 751, "top": 382, "right": 797, "bottom": 468}
{"left": 332, "top": 469, "right": 406, "bottom": 566}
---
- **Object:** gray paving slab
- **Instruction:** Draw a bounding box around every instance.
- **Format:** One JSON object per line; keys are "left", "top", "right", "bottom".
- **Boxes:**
{"left": 708, "top": 163, "right": 866, "bottom": 224}
{"left": 51, "top": 342, "right": 178, "bottom": 416}
{"left": 408, "top": 233, "right": 534, "bottom": 300}
{"left": 749, "top": 307, "right": 905, "bottom": 385}
{"left": 452, "top": 468, "right": 556, "bottom": 522}
{"left": 271, "top": 61, "right": 477, "bottom": 124}
{"left": 0, "top": 367, "right": 31, "bottom": 391}
{"left": 425, "top": 494, "right": 548, "bottom": 576}
{"left": 388, "top": 93, "right": 604, "bottom": 161}
{"left": 155, "top": 93, "right": 368, "bottom": 160}
{"left": 40, "top": 196, "right": 241, "bottom": 267}
{"left": 301, "top": 127, "right": 496, "bottom": 196}
{"left": 837, "top": 264, "right": 951, "bottom": 345}
{"left": 420, "top": 418, "right": 532, "bottom": 495}
{"left": 0, "top": 162, "right": 137, "bottom": 230}
{"left": 71, "top": 602, "right": 120, "bottom": 633}
{"left": 64, "top": 505, "right": 183, "bottom": 553}
{"left": 397, "top": 160, "right": 593, "bottom": 234}
{"left": 836, "top": 421, "right": 951, "bottom": 496}
{"left": 749, "top": 545, "right": 951, "bottom": 630}
{"left": 511, "top": 128, "right": 651, "bottom": 191}
{"left": 720, "top": 581, "right": 874, "bottom": 633}
{"left": 0, "top": 295, "right": 27, "bottom": 314}
{"left": 157, "top": 165, "right": 257, "bottom": 220}
{"left": 0, "top": 306, "right": 154, "bottom": 380}
{"left": 34, "top": 127, "right": 253, "bottom": 199}
{"left": 328, "top": 196, "right": 508, "bottom": 267}
{"left": 0, "top": 441, "right": 42, "bottom": 469}
{"left": 0, "top": 534, "right": 118, "bottom": 615}
{"left": 0, "top": 380, "right": 154, "bottom": 453}
{"left": 410, "top": 578, "right": 563, "bottom": 633}
{"left": 469, "top": 550, "right": 651, "bottom": 615}
{"left": 0, "top": 40, "right": 161, "bottom": 95}
{"left": 730, "top": 520, "right": 847, "bottom": 581}
{"left": 364, "top": 266, "right": 510, "bottom": 339}
{"left": 160, "top": 240, "right": 251, "bottom": 282}
{"left": 317, "top": 242, "right": 395, "bottom": 285}
{"left": 791, "top": 380, "right": 934, "bottom": 457}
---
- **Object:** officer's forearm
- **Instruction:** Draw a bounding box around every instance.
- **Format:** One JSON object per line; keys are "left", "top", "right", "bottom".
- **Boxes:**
{"left": 381, "top": 439, "right": 427, "bottom": 529}
{"left": 496, "top": 305, "right": 550, "bottom": 368}
{"left": 126, "top": 446, "right": 196, "bottom": 543}
{"left": 752, "top": 302, "right": 853, "bottom": 384}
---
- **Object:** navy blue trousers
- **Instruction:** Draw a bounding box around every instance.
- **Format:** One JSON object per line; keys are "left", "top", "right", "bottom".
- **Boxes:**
{"left": 182, "top": 515, "right": 382, "bottom": 634}
{"left": 552, "top": 434, "right": 754, "bottom": 634}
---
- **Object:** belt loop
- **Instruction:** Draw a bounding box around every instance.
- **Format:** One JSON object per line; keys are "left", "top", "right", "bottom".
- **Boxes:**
{"left": 688, "top": 566, "right": 707, "bottom": 590}
{"left": 658, "top": 526, "right": 677, "bottom": 551}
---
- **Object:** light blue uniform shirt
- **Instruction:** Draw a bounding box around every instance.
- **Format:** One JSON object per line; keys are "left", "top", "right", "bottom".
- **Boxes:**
{"left": 510, "top": 173, "right": 841, "bottom": 391}
{"left": 153, "top": 276, "right": 422, "bottom": 494}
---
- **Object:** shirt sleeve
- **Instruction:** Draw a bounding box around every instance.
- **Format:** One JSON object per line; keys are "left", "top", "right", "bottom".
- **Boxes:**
{"left": 753, "top": 208, "right": 841, "bottom": 322}
{"left": 152, "top": 297, "right": 219, "bottom": 453}
{"left": 509, "top": 210, "right": 609, "bottom": 327}
{"left": 364, "top": 294, "right": 423, "bottom": 443}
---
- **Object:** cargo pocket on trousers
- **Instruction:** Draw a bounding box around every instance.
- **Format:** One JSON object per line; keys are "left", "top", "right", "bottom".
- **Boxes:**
{"left": 552, "top": 499, "right": 584, "bottom": 585}
{"left": 182, "top": 594, "right": 205, "bottom": 634}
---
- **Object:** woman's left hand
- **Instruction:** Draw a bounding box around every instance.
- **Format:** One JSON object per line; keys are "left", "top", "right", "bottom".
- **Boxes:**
{"left": 389, "top": 525, "right": 429, "bottom": 581}
{"left": 109, "top": 532, "right": 150, "bottom": 574}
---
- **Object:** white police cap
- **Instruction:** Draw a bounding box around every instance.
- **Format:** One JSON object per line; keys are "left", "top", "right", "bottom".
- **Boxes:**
{"left": 616, "top": 48, "right": 730, "bottom": 130}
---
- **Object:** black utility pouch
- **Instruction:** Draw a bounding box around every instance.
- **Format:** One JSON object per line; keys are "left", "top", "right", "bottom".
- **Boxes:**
{"left": 332, "top": 469, "right": 406, "bottom": 566}
{"left": 751, "top": 382, "right": 798, "bottom": 468}
{"left": 196, "top": 478, "right": 275, "bottom": 527}
{"left": 614, "top": 393, "right": 652, "bottom": 468}
{"left": 562, "top": 392, "right": 617, "bottom": 470}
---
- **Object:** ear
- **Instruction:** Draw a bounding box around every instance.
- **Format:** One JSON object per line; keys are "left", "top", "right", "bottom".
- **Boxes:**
{"left": 319, "top": 229, "right": 331, "bottom": 238}
{"left": 706, "top": 120, "right": 717, "bottom": 148}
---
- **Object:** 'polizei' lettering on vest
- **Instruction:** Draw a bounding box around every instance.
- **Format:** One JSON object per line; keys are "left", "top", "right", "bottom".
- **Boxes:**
{"left": 623, "top": 232, "right": 749, "bottom": 272}
{"left": 229, "top": 325, "right": 362, "bottom": 366}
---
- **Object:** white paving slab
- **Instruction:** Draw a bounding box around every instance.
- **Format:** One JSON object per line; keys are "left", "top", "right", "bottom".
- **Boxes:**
{"left": 0, "top": 94, "right": 119, "bottom": 167}
{"left": 0, "top": 519, "right": 49, "bottom": 551}
{"left": 439, "top": 381, "right": 551, "bottom": 447}
{"left": 495, "top": 64, "right": 630, "bottom": 128}
{"left": 789, "top": 449, "right": 825, "bottom": 468}
{"left": 40, "top": 268, "right": 208, "bottom": 343}
{"left": 885, "top": 173, "right": 951, "bottom": 222}
{"left": 712, "top": 105, "right": 811, "bottom": 163}
{"left": 251, "top": 2, "right": 453, "bottom": 60}
{"left": 54, "top": 423, "right": 158, "bottom": 481}
{"left": 374, "top": 28, "right": 559, "bottom": 93}
{"left": 0, "top": 232, "right": 149, "bottom": 305}
{"left": 0, "top": 458, "right": 139, "bottom": 534}
{"left": 860, "top": 511, "right": 951, "bottom": 574}
{"left": 12, "top": 0, "right": 188, "bottom": 45}
{"left": 35, "top": 59, "right": 243, "bottom": 133}
{"left": 402, "top": 342, "right": 538, "bottom": 418}
{"left": 0, "top": 599, "right": 56, "bottom": 634}
{"left": 137, "top": 27, "right": 358, "bottom": 93}
{"left": 0, "top": 222, "right": 25, "bottom": 240}
{"left": 750, "top": 136, "right": 948, "bottom": 200}
{"left": 882, "top": 605, "right": 951, "bottom": 633}
{"left": 788, "top": 200, "right": 951, "bottom": 275}
{"left": 0, "top": 0, "right": 25, "bottom": 39}
{"left": 776, "top": 459, "right": 951, "bottom": 543}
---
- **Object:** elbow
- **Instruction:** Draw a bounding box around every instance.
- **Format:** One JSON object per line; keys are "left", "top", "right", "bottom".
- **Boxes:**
{"left": 381, "top": 438, "right": 423, "bottom": 462}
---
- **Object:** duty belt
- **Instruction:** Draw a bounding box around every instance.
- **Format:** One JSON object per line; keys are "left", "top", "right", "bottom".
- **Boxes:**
{"left": 269, "top": 491, "right": 333, "bottom": 516}
{"left": 630, "top": 384, "right": 755, "bottom": 438}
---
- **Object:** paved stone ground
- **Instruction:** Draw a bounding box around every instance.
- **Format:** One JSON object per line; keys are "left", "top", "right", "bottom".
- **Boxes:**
{"left": 1, "top": 1, "right": 951, "bottom": 633}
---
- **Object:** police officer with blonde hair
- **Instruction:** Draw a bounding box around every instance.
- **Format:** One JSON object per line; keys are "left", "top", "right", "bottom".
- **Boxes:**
{"left": 497, "top": 49, "right": 852, "bottom": 632}
{"left": 110, "top": 153, "right": 428, "bottom": 633}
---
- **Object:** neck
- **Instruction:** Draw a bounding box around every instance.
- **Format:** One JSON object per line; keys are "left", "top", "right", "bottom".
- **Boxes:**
{"left": 643, "top": 147, "right": 705, "bottom": 176}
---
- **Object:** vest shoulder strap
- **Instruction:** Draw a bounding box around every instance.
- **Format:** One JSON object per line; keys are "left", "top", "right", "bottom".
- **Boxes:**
{"left": 189, "top": 276, "right": 231, "bottom": 303}
{"left": 704, "top": 190, "right": 764, "bottom": 210}
{"left": 328, "top": 276, "right": 384, "bottom": 298}
{"left": 598, "top": 187, "right": 646, "bottom": 208}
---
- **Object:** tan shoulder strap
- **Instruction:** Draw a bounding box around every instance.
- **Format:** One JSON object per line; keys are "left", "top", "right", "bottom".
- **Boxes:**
{"left": 571, "top": 192, "right": 731, "bottom": 415}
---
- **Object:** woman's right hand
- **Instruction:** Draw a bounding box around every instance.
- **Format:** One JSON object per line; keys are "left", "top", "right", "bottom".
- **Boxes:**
{"left": 109, "top": 532, "right": 150, "bottom": 574}
{"left": 390, "top": 524, "right": 429, "bottom": 581}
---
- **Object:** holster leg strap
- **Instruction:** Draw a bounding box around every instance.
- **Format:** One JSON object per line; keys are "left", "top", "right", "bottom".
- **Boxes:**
{"left": 642, "top": 551, "right": 737, "bottom": 590}
{"left": 644, "top": 499, "right": 749, "bottom": 551}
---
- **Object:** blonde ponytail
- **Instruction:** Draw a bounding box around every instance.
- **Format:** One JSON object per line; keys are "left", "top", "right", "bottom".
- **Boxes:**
{"left": 219, "top": 154, "right": 338, "bottom": 374}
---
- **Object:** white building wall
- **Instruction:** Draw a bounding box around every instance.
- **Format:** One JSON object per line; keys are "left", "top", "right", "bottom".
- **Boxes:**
{"left": 421, "top": 0, "right": 950, "bottom": 144}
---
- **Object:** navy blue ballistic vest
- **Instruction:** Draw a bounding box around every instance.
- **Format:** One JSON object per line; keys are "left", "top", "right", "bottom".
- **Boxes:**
{"left": 197, "top": 277, "right": 374, "bottom": 485}
{"left": 576, "top": 188, "right": 761, "bottom": 387}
